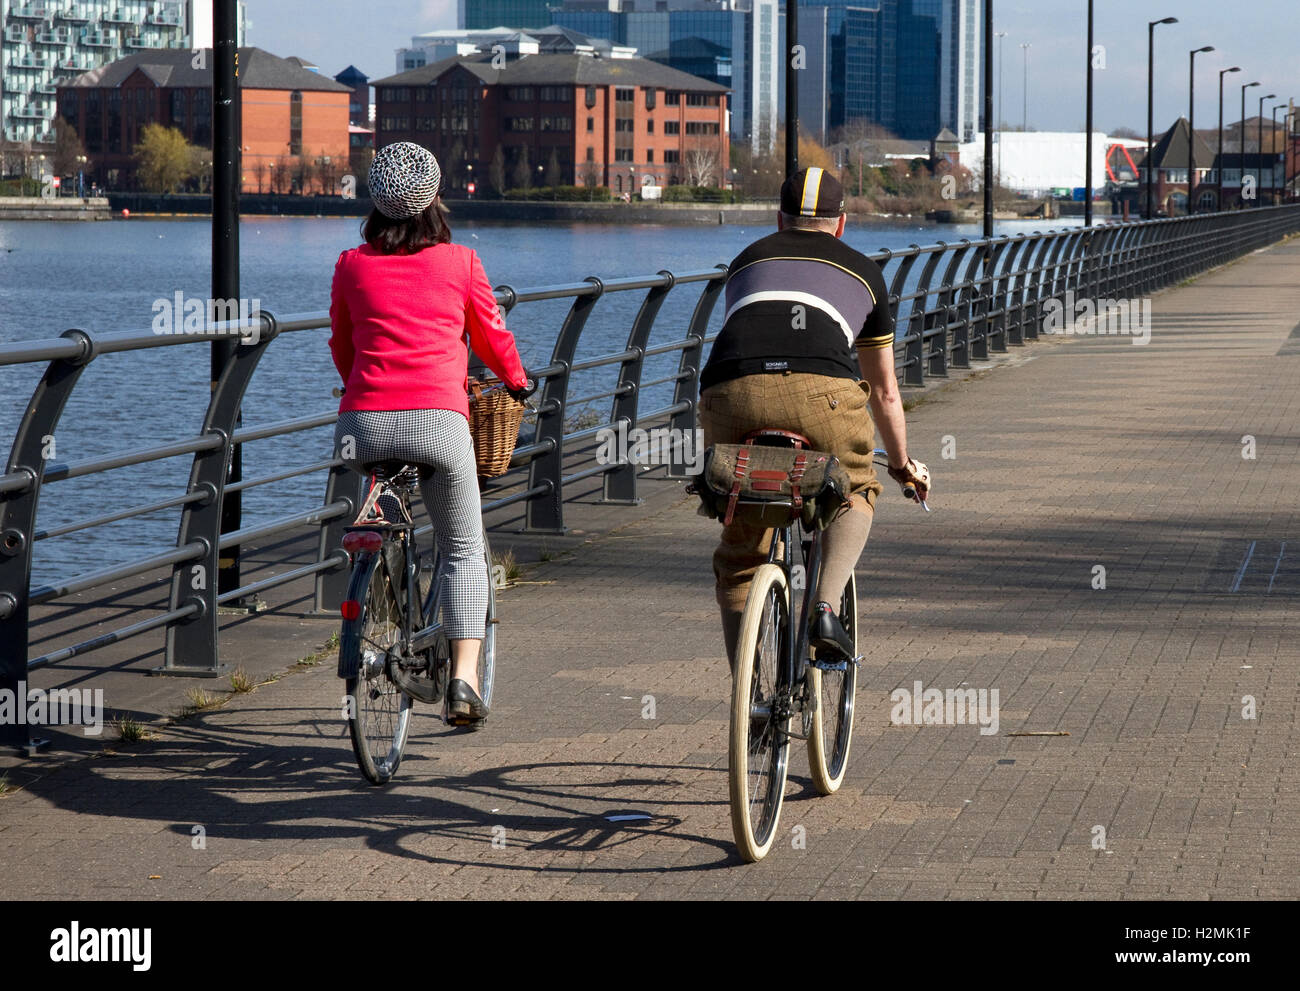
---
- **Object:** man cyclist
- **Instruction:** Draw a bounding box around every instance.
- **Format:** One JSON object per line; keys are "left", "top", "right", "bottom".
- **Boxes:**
{"left": 699, "top": 167, "right": 930, "bottom": 669}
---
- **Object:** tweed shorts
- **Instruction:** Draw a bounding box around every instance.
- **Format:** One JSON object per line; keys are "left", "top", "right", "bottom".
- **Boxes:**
{"left": 700, "top": 372, "right": 882, "bottom": 613}
{"left": 699, "top": 372, "right": 883, "bottom": 507}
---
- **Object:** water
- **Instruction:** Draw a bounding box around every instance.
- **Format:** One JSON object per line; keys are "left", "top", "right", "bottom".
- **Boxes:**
{"left": 0, "top": 214, "right": 1080, "bottom": 586}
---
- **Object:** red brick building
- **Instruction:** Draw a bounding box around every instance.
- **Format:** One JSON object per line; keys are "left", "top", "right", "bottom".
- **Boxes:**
{"left": 372, "top": 54, "right": 729, "bottom": 196}
{"left": 57, "top": 48, "right": 350, "bottom": 193}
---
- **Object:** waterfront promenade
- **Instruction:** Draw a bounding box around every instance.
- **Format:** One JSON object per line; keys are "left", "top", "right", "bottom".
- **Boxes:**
{"left": 3, "top": 235, "right": 1299, "bottom": 899}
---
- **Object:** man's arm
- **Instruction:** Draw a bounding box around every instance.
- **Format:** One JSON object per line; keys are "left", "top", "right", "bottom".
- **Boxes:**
{"left": 857, "top": 345, "right": 908, "bottom": 470}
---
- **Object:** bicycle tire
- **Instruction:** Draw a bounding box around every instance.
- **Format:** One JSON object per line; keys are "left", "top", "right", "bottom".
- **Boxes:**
{"left": 729, "top": 563, "right": 792, "bottom": 862}
{"left": 342, "top": 546, "right": 413, "bottom": 784}
{"left": 807, "top": 572, "right": 858, "bottom": 795}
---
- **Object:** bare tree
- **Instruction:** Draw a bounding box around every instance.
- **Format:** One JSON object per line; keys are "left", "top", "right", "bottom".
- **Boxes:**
{"left": 271, "top": 155, "right": 293, "bottom": 195}
{"left": 684, "top": 142, "right": 720, "bottom": 187}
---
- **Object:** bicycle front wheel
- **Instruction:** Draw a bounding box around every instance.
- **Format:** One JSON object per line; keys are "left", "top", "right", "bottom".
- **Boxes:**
{"left": 729, "top": 563, "right": 792, "bottom": 862}
{"left": 807, "top": 572, "right": 858, "bottom": 795}
{"left": 343, "top": 546, "right": 413, "bottom": 784}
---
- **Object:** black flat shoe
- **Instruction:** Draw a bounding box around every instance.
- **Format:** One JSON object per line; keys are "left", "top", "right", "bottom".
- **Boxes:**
{"left": 807, "top": 601, "right": 854, "bottom": 659}
{"left": 446, "top": 678, "right": 489, "bottom": 725}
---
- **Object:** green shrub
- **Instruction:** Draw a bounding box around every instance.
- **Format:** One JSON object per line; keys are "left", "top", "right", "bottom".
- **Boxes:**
{"left": 503, "top": 185, "right": 611, "bottom": 202}
{"left": 658, "top": 185, "right": 737, "bottom": 203}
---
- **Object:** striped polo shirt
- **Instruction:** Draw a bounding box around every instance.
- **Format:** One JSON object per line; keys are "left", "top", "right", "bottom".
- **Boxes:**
{"left": 701, "top": 227, "right": 894, "bottom": 390}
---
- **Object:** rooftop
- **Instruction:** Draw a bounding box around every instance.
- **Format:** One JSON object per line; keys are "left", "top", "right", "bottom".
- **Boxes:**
{"left": 62, "top": 47, "right": 351, "bottom": 93}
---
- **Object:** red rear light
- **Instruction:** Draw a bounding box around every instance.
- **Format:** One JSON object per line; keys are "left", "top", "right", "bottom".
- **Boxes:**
{"left": 340, "top": 600, "right": 361, "bottom": 621}
{"left": 342, "top": 531, "right": 383, "bottom": 554}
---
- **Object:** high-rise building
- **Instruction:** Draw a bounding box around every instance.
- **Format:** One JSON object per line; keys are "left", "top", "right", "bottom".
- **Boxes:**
{"left": 1, "top": 0, "right": 246, "bottom": 148}
{"left": 458, "top": 0, "right": 554, "bottom": 31}
{"left": 939, "top": 0, "right": 979, "bottom": 142}
{"left": 805, "top": 0, "right": 976, "bottom": 142}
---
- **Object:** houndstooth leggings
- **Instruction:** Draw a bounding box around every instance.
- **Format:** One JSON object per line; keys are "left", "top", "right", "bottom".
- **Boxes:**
{"left": 335, "top": 409, "right": 487, "bottom": 640}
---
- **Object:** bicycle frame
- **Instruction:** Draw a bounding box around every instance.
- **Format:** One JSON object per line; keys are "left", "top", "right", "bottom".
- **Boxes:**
{"left": 766, "top": 518, "right": 825, "bottom": 738}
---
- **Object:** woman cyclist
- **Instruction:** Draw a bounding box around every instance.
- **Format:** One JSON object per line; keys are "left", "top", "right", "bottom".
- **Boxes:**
{"left": 329, "top": 141, "right": 533, "bottom": 726}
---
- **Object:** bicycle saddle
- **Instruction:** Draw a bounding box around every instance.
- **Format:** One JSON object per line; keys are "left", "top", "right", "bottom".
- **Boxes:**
{"left": 362, "top": 460, "right": 416, "bottom": 481}
{"left": 742, "top": 428, "right": 813, "bottom": 450}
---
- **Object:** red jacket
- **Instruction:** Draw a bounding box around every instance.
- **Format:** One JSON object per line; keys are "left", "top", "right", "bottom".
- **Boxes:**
{"left": 329, "top": 241, "right": 527, "bottom": 418}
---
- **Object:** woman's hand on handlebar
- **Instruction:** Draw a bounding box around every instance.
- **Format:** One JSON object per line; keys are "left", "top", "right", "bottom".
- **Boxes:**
{"left": 506, "top": 375, "right": 538, "bottom": 403}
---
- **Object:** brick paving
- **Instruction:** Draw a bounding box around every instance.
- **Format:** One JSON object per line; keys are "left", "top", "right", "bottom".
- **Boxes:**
{"left": 4, "top": 236, "right": 1300, "bottom": 899}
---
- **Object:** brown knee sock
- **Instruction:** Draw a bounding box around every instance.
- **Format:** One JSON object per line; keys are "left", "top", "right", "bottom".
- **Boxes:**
{"left": 813, "top": 499, "right": 873, "bottom": 607}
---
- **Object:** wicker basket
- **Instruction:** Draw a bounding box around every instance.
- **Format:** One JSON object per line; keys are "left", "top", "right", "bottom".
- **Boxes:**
{"left": 467, "top": 377, "right": 527, "bottom": 478}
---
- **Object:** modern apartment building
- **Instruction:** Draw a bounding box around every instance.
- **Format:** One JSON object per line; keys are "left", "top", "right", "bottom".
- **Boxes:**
{"left": 372, "top": 52, "right": 729, "bottom": 194}
{"left": 458, "top": 0, "right": 552, "bottom": 31}
{"left": 57, "top": 47, "right": 349, "bottom": 191}
{"left": 550, "top": 0, "right": 779, "bottom": 152}
{"left": 1, "top": 0, "right": 246, "bottom": 148}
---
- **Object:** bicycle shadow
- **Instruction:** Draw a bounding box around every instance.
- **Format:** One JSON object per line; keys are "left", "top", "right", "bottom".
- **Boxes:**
{"left": 8, "top": 706, "right": 750, "bottom": 878}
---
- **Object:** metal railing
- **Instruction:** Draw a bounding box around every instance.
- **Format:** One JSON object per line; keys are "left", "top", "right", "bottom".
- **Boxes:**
{"left": 3, "top": 204, "right": 1299, "bottom": 751}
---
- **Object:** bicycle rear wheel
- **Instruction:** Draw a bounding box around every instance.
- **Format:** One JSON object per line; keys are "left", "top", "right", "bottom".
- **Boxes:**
{"left": 729, "top": 563, "right": 792, "bottom": 862}
{"left": 807, "top": 572, "right": 858, "bottom": 795}
{"left": 343, "top": 545, "right": 413, "bottom": 784}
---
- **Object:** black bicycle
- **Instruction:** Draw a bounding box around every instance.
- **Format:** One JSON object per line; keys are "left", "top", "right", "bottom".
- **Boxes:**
{"left": 728, "top": 441, "right": 859, "bottom": 861}
{"left": 337, "top": 462, "right": 496, "bottom": 785}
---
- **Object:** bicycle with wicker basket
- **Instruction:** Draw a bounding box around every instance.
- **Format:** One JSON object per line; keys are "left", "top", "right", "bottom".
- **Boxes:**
{"left": 336, "top": 378, "right": 531, "bottom": 784}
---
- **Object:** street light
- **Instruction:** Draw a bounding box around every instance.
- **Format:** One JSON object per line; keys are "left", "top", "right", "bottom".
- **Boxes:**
{"left": 1241, "top": 81, "right": 1260, "bottom": 207}
{"left": 1020, "top": 43, "right": 1031, "bottom": 132}
{"left": 996, "top": 31, "right": 1007, "bottom": 187}
{"left": 1187, "top": 46, "right": 1214, "bottom": 215}
{"left": 1258, "top": 93, "right": 1276, "bottom": 203}
{"left": 1271, "top": 102, "right": 1287, "bottom": 203}
{"left": 1218, "top": 66, "right": 1240, "bottom": 211}
{"left": 1146, "top": 18, "right": 1177, "bottom": 219}
{"left": 1085, "top": 1, "right": 1094, "bottom": 226}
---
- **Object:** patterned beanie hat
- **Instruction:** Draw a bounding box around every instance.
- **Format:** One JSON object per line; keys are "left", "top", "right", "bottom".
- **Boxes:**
{"left": 369, "top": 142, "right": 441, "bottom": 220}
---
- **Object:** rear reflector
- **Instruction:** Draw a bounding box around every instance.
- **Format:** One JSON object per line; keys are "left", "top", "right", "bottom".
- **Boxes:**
{"left": 342, "top": 531, "right": 383, "bottom": 553}
{"left": 340, "top": 600, "right": 361, "bottom": 621}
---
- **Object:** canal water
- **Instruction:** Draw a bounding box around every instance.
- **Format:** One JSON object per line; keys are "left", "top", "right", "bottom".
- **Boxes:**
{"left": 0, "top": 214, "right": 1079, "bottom": 586}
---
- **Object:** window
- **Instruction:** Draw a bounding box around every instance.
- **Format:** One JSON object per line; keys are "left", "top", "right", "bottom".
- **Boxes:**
{"left": 170, "top": 89, "right": 187, "bottom": 129}
{"left": 615, "top": 87, "right": 634, "bottom": 103}
{"left": 505, "top": 86, "right": 535, "bottom": 102}
{"left": 614, "top": 148, "right": 633, "bottom": 162}
{"left": 585, "top": 86, "right": 597, "bottom": 109}
{"left": 646, "top": 119, "right": 654, "bottom": 134}
{"left": 645, "top": 88, "right": 656, "bottom": 110}
{"left": 415, "top": 116, "right": 435, "bottom": 131}
{"left": 587, "top": 116, "right": 594, "bottom": 132}
{"left": 414, "top": 88, "right": 431, "bottom": 103}
{"left": 664, "top": 149, "right": 680, "bottom": 164}
{"left": 665, "top": 91, "right": 680, "bottom": 106}
{"left": 508, "top": 117, "right": 535, "bottom": 131}
{"left": 646, "top": 149, "right": 654, "bottom": 163}
{"left": 586, "top": 146, "right": 594, "bottom": 161}
{"left": 685, "top": 121, "right": 719, "bottom": 136}
{"left": 382, "top": 87, "right": 411, "bottom": 102}
{"left": 380, "top": 116, "right": 410, "bottom": 131}
{"left": 290, "top": 90, "right": 303, "bottom": 155}
{"left": 192, "top": 89, "right": 211, "bottom": 146}
{"left": 685, "top": 93, "right": 718, "bottom": 107}
{"left": 664, "top": 120, "right": 680, "bottom": 135}
{"left": 615, "top": 118, "right": 634, "bottom": 132}
{"left": 539, "top": 86, "right": 569, "bottom": 102}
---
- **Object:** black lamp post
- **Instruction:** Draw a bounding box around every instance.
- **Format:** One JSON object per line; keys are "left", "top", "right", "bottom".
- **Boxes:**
{"left": 1218, "top": 66, "right": 1240, "bottom": 210}
{"left": 1258, "top": 93, "right": 1276, "bottom": 203}
{"left": 1146, "top": 17, "right": 1177, "bottom": 218}
{"left": 1187, "top": 45, "right": 1214, "bottom": 215}
{"left": 1085, "top": 0, "right": 1094, "bottom": 226}
{"left": 1271, "top": 103, "right": 1286, "bottom": 203}
{"left": 1241, "top": 81, "right": 1260, "bottom": 207}
{"left": 984, "top": 0, "right": 993, "bottom": 237}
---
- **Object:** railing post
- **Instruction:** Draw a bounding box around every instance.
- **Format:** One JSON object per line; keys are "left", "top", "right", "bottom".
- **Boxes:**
{"left": 667, "top": 266, "right": 726, "bottom": 480}
{"left": 903, "top": 246, "right": 946, "bottom": 387}
{"left": 159, "top": 312, "right": 278, "bottom": 677}
{"left": 524, "top": 279, "right": 602, "bottom": 533}
{"left": 603, "top": 273, "right": 673, "bottom": 504}
{"left": 0, "top": 329, "right": 95, "bottom": 754}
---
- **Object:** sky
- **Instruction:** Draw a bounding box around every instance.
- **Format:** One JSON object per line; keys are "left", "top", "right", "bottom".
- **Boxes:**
{"left": 247, "top": 0, "right": 1297, "bottom": 134}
